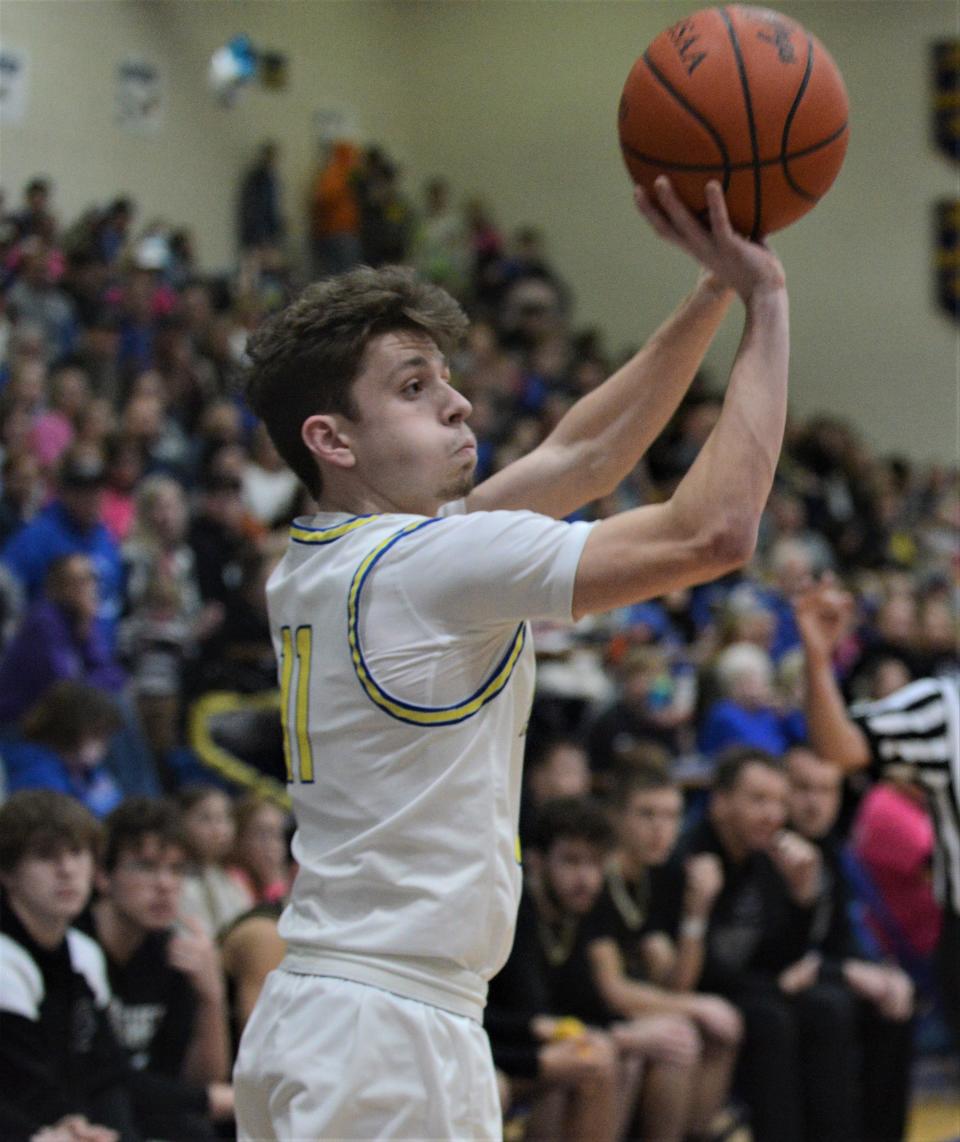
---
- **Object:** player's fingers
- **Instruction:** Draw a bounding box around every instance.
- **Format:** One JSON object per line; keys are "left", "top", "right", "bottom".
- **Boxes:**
{"left": 635, "top": 184, "right": 682, "bottom": 241}
{"left": 704, "top": 180, "right": 735, "bottom": 240}
{"left": 654, "top": 177, "right": 711, "bottom": 246}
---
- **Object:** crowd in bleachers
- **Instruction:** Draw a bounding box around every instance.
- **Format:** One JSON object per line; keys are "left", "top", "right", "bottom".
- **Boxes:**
{"left": 0, "top": 145, "right": 956, "bottom": 1141}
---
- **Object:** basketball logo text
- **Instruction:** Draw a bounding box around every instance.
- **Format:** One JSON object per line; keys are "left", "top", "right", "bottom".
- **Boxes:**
{"left": 667, "top": 20, "right": 707, "bottom": 77}
{"left": 752, "top": 16, "right": 796, "bottom": 65}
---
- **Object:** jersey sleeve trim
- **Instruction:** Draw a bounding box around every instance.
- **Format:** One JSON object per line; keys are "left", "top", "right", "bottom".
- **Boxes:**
{"left": 347, "top": 518, "right": 527, "bottom": 726}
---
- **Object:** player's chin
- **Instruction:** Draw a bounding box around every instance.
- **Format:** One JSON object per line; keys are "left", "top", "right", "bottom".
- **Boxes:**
{"left": 441, "top": 471, "right": 476, "bottom": 502}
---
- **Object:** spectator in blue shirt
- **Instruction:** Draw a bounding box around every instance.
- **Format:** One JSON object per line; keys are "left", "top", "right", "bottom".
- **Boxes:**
{"left": 1, "top": 681, "right": 124, "bottom": 818}
{"left": 1, "top": 449, "right": 123, "bottom": 645}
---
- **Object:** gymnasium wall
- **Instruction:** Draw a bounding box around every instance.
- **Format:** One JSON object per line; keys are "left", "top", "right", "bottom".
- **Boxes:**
{"left": 1, "top": 0, "right": 956, "bottom": 461}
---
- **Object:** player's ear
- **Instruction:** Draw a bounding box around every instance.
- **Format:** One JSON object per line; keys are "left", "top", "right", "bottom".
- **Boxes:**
{"left": 302, "top": 414, "right": 356, "bottom": 470}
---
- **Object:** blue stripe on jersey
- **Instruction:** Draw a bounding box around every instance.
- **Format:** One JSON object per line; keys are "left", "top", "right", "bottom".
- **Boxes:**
{"left": 347, "top": 518, "right": 527, "bottom": 726}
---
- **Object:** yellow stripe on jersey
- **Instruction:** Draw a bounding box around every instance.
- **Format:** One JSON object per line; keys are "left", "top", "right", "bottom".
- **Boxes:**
{"left": 279, "top": 627, "right": 295, "bottom": 782}
{"left": 290, "top": 515, "right": 377, "bottom": 545}
{"left": 295, "top": 626, "right": 314, "bottom": 781}
{"left": 347, "top": 519, "right": 527, "bottom": 726}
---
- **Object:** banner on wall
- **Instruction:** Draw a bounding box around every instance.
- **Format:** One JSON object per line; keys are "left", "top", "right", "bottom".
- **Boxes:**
{"left": 116, "top": 56, "right": 164, "bottom": 133}
{"left": 932, "top": 39, "right": 960, "bottom": 161}
{"left": 934, "top": 199, "right": 960, "bottom": 322}
{"left": 0, "top": 45, "right": 30, "bottom": 124}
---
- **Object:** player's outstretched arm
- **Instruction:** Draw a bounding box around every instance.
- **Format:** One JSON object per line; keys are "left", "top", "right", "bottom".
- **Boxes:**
{"left": 465, "top": 205, "right": 734, "bottom": 520}
{"left": 571, "top": 180, "right": 789, "bottom": 618}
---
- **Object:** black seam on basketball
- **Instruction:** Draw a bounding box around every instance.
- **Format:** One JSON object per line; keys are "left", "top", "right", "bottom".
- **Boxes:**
{"left": 640, "top": 50, "right": 731, "bottom": 189}
{"left": 721, "top": 7, "right": 762, "bottom": 240}
{"left": 620, "top": 122, "right": 847, "bottom": 174}
{"left": 781, "top": 35, "right": 817, "bottom": 201}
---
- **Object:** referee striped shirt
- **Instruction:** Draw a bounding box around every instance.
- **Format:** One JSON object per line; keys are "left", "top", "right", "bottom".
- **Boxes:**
{"left": 850, "top": 675, "right": 960, "bottom": 915}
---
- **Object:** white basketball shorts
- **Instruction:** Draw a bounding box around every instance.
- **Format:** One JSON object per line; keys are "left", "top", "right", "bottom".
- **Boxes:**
{"left": 234, "top": 969, "right": 502, "bottom": 1141}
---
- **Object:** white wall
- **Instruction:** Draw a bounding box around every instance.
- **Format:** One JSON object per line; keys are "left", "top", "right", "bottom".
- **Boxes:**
{"left": 2, "top": 0, "right": 957, "bottom": 461}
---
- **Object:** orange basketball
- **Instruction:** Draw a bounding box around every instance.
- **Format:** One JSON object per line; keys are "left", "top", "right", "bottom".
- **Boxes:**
{"left": 618, "top": 5, "right": 849, "bottom": 239}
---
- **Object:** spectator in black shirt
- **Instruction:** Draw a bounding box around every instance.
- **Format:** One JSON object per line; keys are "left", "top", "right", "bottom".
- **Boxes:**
{"left": 0, "top": 790, "right": 138, "bottom": 1142}
{"left": 785, "top": 745, "right": 915, "bottom": 1142}
{"left": 678, "top": 746, "right": 860, "bottom": 1142}
{"left": 587, "top": 764, "right": 744, "bottom": 1139}
{"left": 90, "top": 798, "right": 233, "bottom": 1141}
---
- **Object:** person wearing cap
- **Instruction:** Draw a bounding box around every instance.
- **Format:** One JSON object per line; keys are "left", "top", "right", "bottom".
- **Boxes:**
{"left": 1, "top": 448, "right": 123, "bottom": 646}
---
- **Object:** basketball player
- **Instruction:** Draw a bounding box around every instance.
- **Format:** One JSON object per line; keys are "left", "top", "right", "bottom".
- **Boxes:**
{"left": 233, "top": 178, "right": 790, "bottom": 1140}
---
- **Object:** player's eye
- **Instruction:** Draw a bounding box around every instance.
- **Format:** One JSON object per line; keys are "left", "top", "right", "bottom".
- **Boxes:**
{"left": 402, "top": 379, "right": 424, "bottom": 397}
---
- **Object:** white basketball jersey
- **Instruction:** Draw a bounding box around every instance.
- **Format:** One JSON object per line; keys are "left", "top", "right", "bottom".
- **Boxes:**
{"left": 267, "top": 506, "right": 593, "bottom": 1018}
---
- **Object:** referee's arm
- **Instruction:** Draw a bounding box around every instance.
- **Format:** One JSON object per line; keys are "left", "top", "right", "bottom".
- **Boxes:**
{"left": 795, "top": 579, "right": 872, "bottom": 770}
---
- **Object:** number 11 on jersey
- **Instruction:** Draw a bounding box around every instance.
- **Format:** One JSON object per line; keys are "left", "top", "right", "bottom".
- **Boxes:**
{"left": 280, "top": 625, "right": 314, "bottom": 783}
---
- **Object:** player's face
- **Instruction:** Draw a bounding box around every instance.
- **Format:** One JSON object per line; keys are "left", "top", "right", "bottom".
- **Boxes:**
{"left": 619, "top": 787, "right": 683, "bottom": 866}
{"left": 344, "top": 331, "right": 477, "bottom": 515}
{"left": 104, "top": 836, "right": 186, "bottom": 931}
{"left": 786, "top": 749, "right": 842, "bottom": 841}
{"left": 544, "top": 837, "right": 606, "bottom": 916}
{"left": 721, "top": 763, "right": 789, "bottom": 853}
{"left": 2, "top": 845, "right": 95, "bottom": 932}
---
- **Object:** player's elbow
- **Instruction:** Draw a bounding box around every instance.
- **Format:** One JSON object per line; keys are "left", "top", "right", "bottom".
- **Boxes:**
{"left": 698, "top": 510, "right": 759, "bottom": 575}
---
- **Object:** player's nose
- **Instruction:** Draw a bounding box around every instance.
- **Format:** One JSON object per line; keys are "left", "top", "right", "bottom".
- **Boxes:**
{"left": 443, "top": 383, "right": 472, "bottom": 423}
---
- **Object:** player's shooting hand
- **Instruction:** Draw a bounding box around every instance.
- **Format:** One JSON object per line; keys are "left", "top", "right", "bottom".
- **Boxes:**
{"left": 634, "top": 178, "right": 786, "bottom": 301}
{"left": 794, "top": 573, "right": 855, "bottom": 662}
{"left": 168, "top": 915, "right": 226, "bottom": 1004}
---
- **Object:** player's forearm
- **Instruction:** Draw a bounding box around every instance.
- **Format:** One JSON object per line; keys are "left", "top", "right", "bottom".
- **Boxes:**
{"left": 668, "top": 284, "right": 789, "bottom": 560}
{"left": 546, "top": 275, "right": 734, "bottom": 496}
{"left": 803, "top": 646, "right": 871, "bottom": 769}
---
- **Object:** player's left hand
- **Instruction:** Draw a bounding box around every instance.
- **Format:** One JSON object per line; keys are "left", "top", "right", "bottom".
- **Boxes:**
{"left": 634, "top": 177, "right": 786, "bottom": 301}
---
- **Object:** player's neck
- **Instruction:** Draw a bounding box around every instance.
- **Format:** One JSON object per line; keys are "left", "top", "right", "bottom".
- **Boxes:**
{"left": 314, "top": 484, "right": 441, "bottom": 518}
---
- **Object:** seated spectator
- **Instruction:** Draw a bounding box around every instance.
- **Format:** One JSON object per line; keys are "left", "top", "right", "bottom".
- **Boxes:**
{"left": 241, "top": 422, "right": 299, "bottom": 528}
{"left": 587, "top": 764, "right": 745, "bottom": 1138}
{"left": 99, "top": 432, "right": 143, "bottom": 544}
{"left": 228, "top": 793, "right": 291, "bottom": 907}
{"left": 698, "top": 641, "right": 805, "bottom": 758}
{"left": 0, "top": 553, "right": 125, "bottom": 725}
{"left": 675, "top": 746, "right": 859, "bottom": 1142}
{"left": 29, "top": 359, "right": 90, "bottom": 476}
{"left": 587, "top": 646, "right": 694, "bottom": 789}
{"left": 0, "top": 448, "right": 43, "bottom": 546}
{"left": 0, "top": 790, "right": 139, "bottom": 1141}
{"left": 850, "top": 773, "right": 942, "bottom": 971}
{"left": 187, "top": 469, "right": 259, "bottom": 610}
{"left": 121, "top": 475, "right": 222, "bottom": 758}
{"left": 511, "top": 796, "right": 722, "bottom": 1142}
{"left": 519, "top": 734, "right": 591, "bottom": 847}
{"left": 1, "top": 449, "right": 123, "bottom": 644}
{"left": 177, "top": 785, "right": 253, "bottom": 937}
{"left": 90, "top": 798, "right": 234, "bottom": 1140}
{"left": 220, "top": 899, "right": 287, "bottom": 1043}
{"left": 785, "top": 746, "right": 914, "bottom": 1142}
{"left": 1, "top": 681, "right": 124, "bottom": 818}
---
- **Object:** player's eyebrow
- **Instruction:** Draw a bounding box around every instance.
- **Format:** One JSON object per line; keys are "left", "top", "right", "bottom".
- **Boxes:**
{"left": 389, "top": 352, "right": 448, "bottom": 378}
